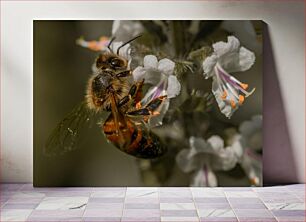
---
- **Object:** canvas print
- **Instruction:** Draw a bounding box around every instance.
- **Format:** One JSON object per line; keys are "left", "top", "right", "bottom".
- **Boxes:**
{"left": 34, "top": 20, "right": 262, "bottom": 187}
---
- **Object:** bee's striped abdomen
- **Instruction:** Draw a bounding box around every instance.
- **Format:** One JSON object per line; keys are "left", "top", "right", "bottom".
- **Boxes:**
{"left": 103, "top": 116, "right": 166, "bottom": 159}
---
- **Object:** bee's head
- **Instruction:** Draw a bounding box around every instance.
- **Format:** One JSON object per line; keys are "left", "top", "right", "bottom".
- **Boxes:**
{"left": 95, "top": 53, "right": 128, "bottom": 72}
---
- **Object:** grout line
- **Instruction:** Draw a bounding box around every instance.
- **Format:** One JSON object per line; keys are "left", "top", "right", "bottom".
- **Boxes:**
{"left": 80, "top": 187, "right": 92, "bottom": 222}
{"left": 158, "top": 186, "right": 161, "bottom": 222}
{"left": 253, "top": 187, "right": 280, "bottom": 222}
{"left": 190, "top": 186, "right": 200, "bottom": 222}
{"left": 120, "top": 187, "right": 127, "bottom": 222}
{"left": 224, "top": 188, "right": 240, "bottom": 222}
{"left": 288, "top": 187, "right": 305, "bottom": 202}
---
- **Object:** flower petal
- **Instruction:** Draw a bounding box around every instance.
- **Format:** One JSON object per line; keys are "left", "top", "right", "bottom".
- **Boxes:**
{"left": 148, "top": 98, "right": 170, "bottom": 128}
{"left": 240, "top": 149, "right": 262, "bottom": 186}
{"left": 239, "top": 115, "right": 262, "bottom": 151}
{"left": 144, "top": 55, "right": 158, "bottom": 69}
{"left": 212, "top": 78, "right": 238, "bottom": 118}
{"left": 112, "top": 20, "right": 144, "bottom": 42}
{"left": 202, "top": 54, "right": 218, "bottom": 79}
{"left": 231, "top": 134, "right": 244, "bottom": 159}
{"left": 132, "top": 66, "right": 146, "bottom": 81}
{"left": 158, "top": 58, "right": 175, "bottom": 76}
{"left": 213, "top": 36, "right": 240, "bottom": 58}
{"left": 212, "top": 146, "right": 238, "bottom": 171}
{"left": 191, "top": 166, "right": 218, "bottom": 187}
{"left": 167, "top": 75, "right": 181, "bottom": 98}
{"left": 176, "top": 148, "right": 199, "bottom": 173}
{"left": 110, "top": 42, "right": 131, "bottom": 60}
{"left": 189, "top": 136, "right": 215, "bottom": 155}
{"left": 217, "top": 42, "right": 255, "bottom": 73}
{"left": 207, "top": 135, "right": 224, "bottom": 153}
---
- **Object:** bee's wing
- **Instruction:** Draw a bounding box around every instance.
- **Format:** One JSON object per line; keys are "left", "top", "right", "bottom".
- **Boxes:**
{"left": 44, "top": 101, "right": 95, "bottom": 156}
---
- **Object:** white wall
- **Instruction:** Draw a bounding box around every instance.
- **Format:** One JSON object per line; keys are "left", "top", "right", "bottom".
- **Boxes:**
{"left": 1, "top": 1, "right": 305, "bottom": 183}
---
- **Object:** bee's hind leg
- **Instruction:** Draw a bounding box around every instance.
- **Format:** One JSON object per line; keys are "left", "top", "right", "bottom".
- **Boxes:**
{"left": 127, "top": 95, "right": 167, "bottom": 117}
{"left": 118, "top": 80, "right": 144, "bottom": 108}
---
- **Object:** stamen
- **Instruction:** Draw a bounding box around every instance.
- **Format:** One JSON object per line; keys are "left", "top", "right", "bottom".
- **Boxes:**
{"left": 216, "top": 63, "right": 255, "bottom": 97}
{"left": 221, "top": 90, "right": 227, "bottom": 100}
{"left": 136, "top": 102, "right": 142, "bottom": 109}
{"left": 230, "top": 100, "right": 236, "bottom": 108}
{"left": 152, "top": 111, "right": 160, "bottom": 116}
{"left": 240, "top": 83, "right": 249, "bottom": 90}
{"left": 238, "top": 95, "right": 245, "bottom": 105}
{"left": 88, "top": 41, "right": 99, "bottom": 51}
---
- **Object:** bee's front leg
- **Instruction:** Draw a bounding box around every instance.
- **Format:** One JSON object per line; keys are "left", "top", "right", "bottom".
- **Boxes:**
{"left": 116, "top": 70, "right": 131, "bottom": 78}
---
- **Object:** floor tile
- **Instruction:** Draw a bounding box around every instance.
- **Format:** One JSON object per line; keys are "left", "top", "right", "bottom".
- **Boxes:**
{"left": 161, "top": 216, "right": 199, "bottom": 222}
{"left": 234, "top": 209, "right": 274, "bottom": 218}
{"left": 195, "top": 203, "right": 231, "bottom": 209}
{"left": 125, "top": 203, "right": 160, "bottom": 209}
{"left": 237, "top": 218, "right": 277, "bottom": 222}
{"left": 194, "top": 197, "right": 228, "bottom": 203}
{"left": 122, "top": 217, "right": 161, "bottom": 221}
{"left": 200, "top": 217, "right": 238, "bottom": 222}
{"left": 89, "top": 197, "right": 124, "bottom": 203}
{"left": 86, "top": 202, "right": 123, "bottom": 209}
{"left": 227, "top": 198, "right": 262, "bottom": 204}
{"left": 191, "top": 188, "right": 225, "bottom": 198}
{"left": 230, "top": 202, "right": 266, "bottom": 209}
{"left": 160, "top": 203, "right": 196, "bottom": 210}
{"left": 122, "top": 209, "right": 160, "bottom": 217}
{"left": 125, "top": 197, "right": 159, "bottom": 203}
{"left": 126, "top": 188, "right": 158, "bottom": 198}
{"left": 160, "top": 197, "right": 194, "bottom": 203}
{"left": 2, "top": 203, "right": 39, "bottom": 209}
{"left": 0, "top": 209, "right": 33, "bottom": 221}
{"left": 29, "top": 209, "right": 84, "bottom": 218}
{"left": 161, "top": 209, "right": 198, "bottom": 217}
{"left": 36, "top": 196, "right": 88, "bottom": 210}
{"left": 91, "top": 190, "right": 125, "bottom": 198}
{"left": 83, "top": 217, "right": 121, "bottom": 222}
{"left": 225, "top": 191, "right": 258, "bottom": 198}
{"left": 271, "top": 209, "right": 305, "bottom": 217}
{"left": 83, "top": 209, "right": 123, "bottom": 217}
{"left": 265, "top": 202, "right": 305, "bottom": 210}
{"left": 198, "top": 209, "right": 235, "bottom": 217}
{"left": 159, "top": 190, "right": 192, "bottom": 198}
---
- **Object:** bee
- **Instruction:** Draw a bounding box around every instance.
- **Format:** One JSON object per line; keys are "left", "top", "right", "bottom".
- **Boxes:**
{"left": 44, "top": 36, "right": 167, "bottom": 159}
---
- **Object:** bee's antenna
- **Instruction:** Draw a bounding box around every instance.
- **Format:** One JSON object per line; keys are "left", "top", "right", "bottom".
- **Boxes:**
{"left": 116, "top": 35, "right": 142, "bottom": 55}
{"left": 107, "top": 37, "right": 116, "bottom": 52}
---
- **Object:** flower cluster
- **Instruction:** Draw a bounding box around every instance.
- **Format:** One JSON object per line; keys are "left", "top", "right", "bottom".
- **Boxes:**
{"left": 77, "top": 20, "right": 262, "bottom": 187}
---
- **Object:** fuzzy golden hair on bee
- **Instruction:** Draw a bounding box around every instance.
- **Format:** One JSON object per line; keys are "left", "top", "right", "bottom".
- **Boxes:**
{"left": 85, "top": 72, "right": 131, "bottom": 112}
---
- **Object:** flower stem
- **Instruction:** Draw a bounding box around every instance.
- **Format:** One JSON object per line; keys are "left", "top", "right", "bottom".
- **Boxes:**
{"left": 169, "top": 21, "right": 186, "bottom": 58}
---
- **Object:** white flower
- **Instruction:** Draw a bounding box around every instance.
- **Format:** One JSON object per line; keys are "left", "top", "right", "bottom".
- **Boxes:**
{"left": 203, "top": 36, "right": 256, "bottom": 118}
{"left": 191, "top": 165, "right": 217, "bottom": 187}
{"left": 132, "top": 55, "right": 181, "bottom": 127}
{"left": 108, "top": 41, "right": 132, "bottom": 61}
{"left": 76, "top": 36, "right": 110, "bottom": 51}
{"left": 77, "top": 36, "right": 131, "bottom": 61}
{"left": 239, "top": 115, "right": 262, "bottom": 151}
{"left": 176, "top": 135, "right": 239, "bottom": 187}
{"left": 231, "top": 115, "right": 263, "bottom": 186}
{"left": 112, "top": 20, "right": 144, "bottom": 42}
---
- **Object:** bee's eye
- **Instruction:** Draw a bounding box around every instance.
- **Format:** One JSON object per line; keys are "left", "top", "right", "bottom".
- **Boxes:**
{"left": 110, "top": 58, "right": 124, "bottom": 68}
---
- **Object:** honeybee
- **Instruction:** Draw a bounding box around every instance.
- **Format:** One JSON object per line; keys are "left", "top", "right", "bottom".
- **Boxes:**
{"left": 45, "top": 36, "right": 167, "bottom": 159}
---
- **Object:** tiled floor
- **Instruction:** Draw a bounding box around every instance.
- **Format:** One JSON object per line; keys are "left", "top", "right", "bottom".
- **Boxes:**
{"left": 0, "top": 184, "right": 305, "bottom": 222}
